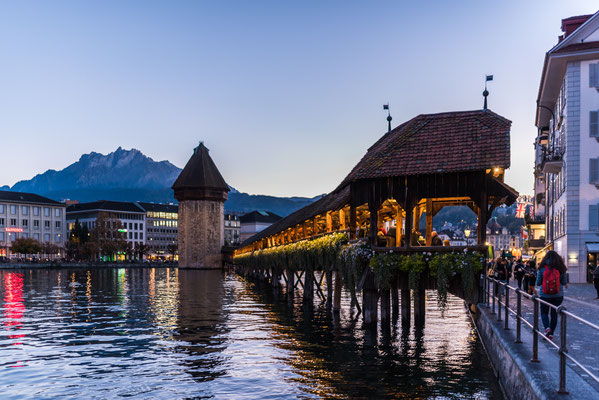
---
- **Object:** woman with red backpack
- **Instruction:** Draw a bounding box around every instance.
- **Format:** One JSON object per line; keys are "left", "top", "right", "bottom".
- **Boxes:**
{"left": 535, "top": 250, "right": 568, "bottom": 340}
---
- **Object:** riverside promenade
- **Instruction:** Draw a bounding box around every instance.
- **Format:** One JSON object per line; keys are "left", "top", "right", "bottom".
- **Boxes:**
{"left": 477, "top": 280, "right": 599, "bottom": 399}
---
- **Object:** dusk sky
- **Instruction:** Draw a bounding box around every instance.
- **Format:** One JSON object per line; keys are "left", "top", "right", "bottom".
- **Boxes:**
{"left": 1, "top": 1, "right": 597, "bottom": 198}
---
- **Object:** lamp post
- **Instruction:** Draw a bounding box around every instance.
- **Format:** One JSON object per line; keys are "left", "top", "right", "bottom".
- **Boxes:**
{"left": 464, "top": 228, "right": 471, "bottom": 247}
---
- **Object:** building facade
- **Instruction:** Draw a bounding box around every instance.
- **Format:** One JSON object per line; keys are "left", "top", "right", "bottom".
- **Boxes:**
{"left": 66, "top": 200, "right": 146, "bottom": 251}
{"left": 173, "top": 143, "right": 229, "bottom": 268}
{"left": 0, "top": 191, "right": 66, "bottom": 258}
{"left": 137, "top": 202, "right": 178, "bottom": 259}
{"left": 224, "top": 213, "right": 240, "bottom": 245}
{"left": 535, "top": 12, "right": 599, "bottom": 282}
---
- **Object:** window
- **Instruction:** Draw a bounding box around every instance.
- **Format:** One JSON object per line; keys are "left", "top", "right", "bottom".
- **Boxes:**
{"left": 22, "top": 220, "right": 28, "bottom": 227}
{"left": 8, "top": 233, "right": 15, "bottom": 242}
{"left": 44, "top": 221, "right": 50, "bottom": 229}
{"left": 0, "top": 205, "right": 4, "bottom": 214}
{"left": 129, "top": 232, "right": 132, "bottom": 240}
{"left": 590, "top": 62, "right": 599, "bottom": 88}
{"left": 44, "top": 207, "right": 50, "bottom": 217}
{"left": 0, "top": 232, "right": 4, "bottom": 241}
{"left": 55, "top": 221, "right": 61, "bottom": 229}
{"left": 22, "top": 206, "right": 29, "bottom": 215}
{"left": 0, "top": 218, "right": 4, "bottom": 227}
{"left": 33, "top": 220, "right": 39, "bottom": 229}
{"left": 10, "top": 205, "right": 17, "bottom": 215}
{"left": 23, "top": 233, "right": 28, "bottom": 239}
{"left": 591, "top": 158, "right": 599, "bottom": 185}
{"left": 134, "top": 223, "right": 138, "bottom": 230}
{"left": 44, "top": 233, "right": 50, "bottom": 242}
{"left": 55, "top": 208, "right": 61, "bottom": 217}
{"left": 134, "top": 232, "right": 138, "bottom": 240}
{"left": 33, "top": 233, "right": 39, "bottom": 240}
{"left": 10, "top": 219, "right": 16, "bottom": 227}
{"left": 33, "top": 207, "right": 39, "bottom": 216}
{"left": 140, "top": 233, "right": 143, "bottom": 240}
{"left": 129, "top": 223, "right": 133, "bottom": 230}
{"left": 55, "top": 234, "right": 61, "bottom": 243}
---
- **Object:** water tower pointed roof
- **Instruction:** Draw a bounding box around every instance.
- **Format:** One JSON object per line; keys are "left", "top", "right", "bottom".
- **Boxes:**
{"left": 172, "top": 142, "right": 229, "bottom": 202}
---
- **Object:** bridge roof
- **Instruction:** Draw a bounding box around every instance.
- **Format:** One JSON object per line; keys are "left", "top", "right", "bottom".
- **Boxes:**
{"left": 339, "top": 109, "right": 511, "bottom": 186}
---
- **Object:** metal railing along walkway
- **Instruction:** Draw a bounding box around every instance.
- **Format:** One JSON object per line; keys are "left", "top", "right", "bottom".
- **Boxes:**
{"left": 481, "top": 275, "right": 599, "bottom": 395}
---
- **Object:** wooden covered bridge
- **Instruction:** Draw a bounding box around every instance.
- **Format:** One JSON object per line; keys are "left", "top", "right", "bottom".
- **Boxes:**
{"left": 234, "top": 109, "right": 518, "bottom": 326}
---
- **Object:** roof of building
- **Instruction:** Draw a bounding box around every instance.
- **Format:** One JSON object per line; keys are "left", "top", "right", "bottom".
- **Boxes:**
{"left": 0, "top": 190, "right": 64, "bottom": 206}
{"left": 172, "top": 143, "right": 229, "bottom": 192}
{"left": 553, "top": 41, "right": 599, "bottom": 54}
{"left": 239, "top": 210, "right": 282, "bottom": 224}
{"left": 338, "top": 109, "right": 511, "bottom": 186}
{"left": 137, "top": 202, "right": 178, "bottom": 213}
{"left": 67, "top": 200, "right": 145, "bottom": 214}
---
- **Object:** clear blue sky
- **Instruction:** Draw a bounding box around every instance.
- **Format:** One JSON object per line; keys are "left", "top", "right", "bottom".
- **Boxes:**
{"left": 0, "top": 1, "right": 597, "bottom": 197}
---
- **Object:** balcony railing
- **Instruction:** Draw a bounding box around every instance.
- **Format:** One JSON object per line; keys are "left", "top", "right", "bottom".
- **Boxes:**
{"left": 542, "top": 147, "right": 564, "bottom": 174}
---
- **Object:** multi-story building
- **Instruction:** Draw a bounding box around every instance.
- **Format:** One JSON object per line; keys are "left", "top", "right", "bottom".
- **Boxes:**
{"left": 0, "top": 191, "right": 66, "bottom": 258}
{"left": 239, "top": 211, "right": 282, "bottom": 242}
{"left": 535, "top": 11, "right": 599, "bottom": 282}
{"left": 137, "top": 202, "right": 178, "bottom": 259}
{"left": 66, "top": 200, "right": 146, "bottom": 249}
{"left": 224, "top": 213, "right": 240, "bottom": 245}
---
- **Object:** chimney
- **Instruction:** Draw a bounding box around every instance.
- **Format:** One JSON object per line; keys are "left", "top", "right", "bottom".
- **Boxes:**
{"left": 561, "top": 14, "right": 593, "bottom": 39}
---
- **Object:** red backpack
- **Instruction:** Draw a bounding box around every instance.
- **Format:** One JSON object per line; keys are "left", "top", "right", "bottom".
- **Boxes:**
{"left": 542, "top": 267, "right": 560, "bottom": 295}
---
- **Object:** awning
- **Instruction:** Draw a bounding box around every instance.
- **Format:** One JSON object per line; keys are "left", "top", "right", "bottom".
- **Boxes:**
{"left": 586, "top": 243, "right": 599, "bottom": 253}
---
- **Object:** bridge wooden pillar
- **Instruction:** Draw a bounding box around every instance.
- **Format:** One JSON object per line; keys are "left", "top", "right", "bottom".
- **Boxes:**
{"left": 401, "top": 289, "right": 411, "bottom": 326}
{"left": 414, "top": 280, "right": 426, "bottom": 327}
{"left": 303, "top": 270, "right": 314, "bottom": 303}
{"left": 286, "top": 268, "right": 294, "bottom": 304}
{"left": 369, "top": 202, "right": 378, "bottom": 247}
{"left": 380, "top": 288, "right": 391, "bottom": 324}
{"left": 325, "top": 270, "right": 333, "bottom": 306}
{"left": 391, "top": 276, "right": 399, "bottom": 319}
{"left": 477, "top": 190, "right": 488, "bottom": 245}
{"left": 333, "top": 271, "right": 342, "bottom": 313}
{"left": 362, "top": 270, "right": 378, "bottom": 326}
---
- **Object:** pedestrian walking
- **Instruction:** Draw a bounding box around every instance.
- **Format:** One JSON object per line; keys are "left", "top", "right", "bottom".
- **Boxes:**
{"left": 523, "top": 260, "right": 536, "bottom": 295}
{"left": 493, "top": 258, "right": 508, "bottom": 294}
{"left": 536, "top": 251, "right": 568, "bottom": 340}
{"left": 593, "top": 261, "right": 599, "bottom": 299}
{"left": 513, "top": 259, "right": 525, "bottom": 289}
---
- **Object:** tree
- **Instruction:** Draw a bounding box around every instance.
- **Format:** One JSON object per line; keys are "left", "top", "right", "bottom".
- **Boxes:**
{"left": 166, "top": 244, "right": 178, "bottom": 261}
{"left": 135, "top": 243, "right": 149, "bottom": 261}
{"left": 89, "top": 212, "right": 127, "bottom": 261}
{"left": 11, "top": 238, "right": 42, "bottom": 256}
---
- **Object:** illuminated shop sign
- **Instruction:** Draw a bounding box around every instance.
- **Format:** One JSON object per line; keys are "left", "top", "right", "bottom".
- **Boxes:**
{"left": 5, "top": 228, "right": 23, "bottom": 233}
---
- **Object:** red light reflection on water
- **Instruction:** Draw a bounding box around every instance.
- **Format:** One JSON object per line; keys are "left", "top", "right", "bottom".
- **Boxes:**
{"left": 3, "top": 273, "right": 25, "bottom": 344}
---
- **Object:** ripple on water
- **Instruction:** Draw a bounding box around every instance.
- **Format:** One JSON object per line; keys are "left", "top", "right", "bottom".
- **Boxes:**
{"left": 0, "top": 269, "right": 501, "bottom": 399}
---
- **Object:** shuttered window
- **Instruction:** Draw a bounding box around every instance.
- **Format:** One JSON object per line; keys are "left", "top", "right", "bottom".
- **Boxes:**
{"left": 591, "top": 111, "right": 599, "bottom": 138}
{"left": 591, "top": 158, "right": 599, "bottom": 184}
{"left": 590, "top": 205, "right": 599, "bottom": 230}
{"left": 591, "top": 63, "right": 599, "bottom": 88}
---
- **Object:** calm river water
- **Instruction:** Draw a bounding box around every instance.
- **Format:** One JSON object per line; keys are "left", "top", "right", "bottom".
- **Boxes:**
{"left": 0, "top": 268, "right": 501, "bottom": 399}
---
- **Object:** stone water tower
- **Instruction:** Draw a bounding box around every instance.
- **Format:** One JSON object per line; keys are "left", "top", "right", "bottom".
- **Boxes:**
{"left": 172, "top": 143, "right": 229, "bottom": 268}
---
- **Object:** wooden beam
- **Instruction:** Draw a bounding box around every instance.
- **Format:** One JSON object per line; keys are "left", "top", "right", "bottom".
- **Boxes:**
{"left": 326, "top": 212, "right": 333, "bottom": 232}
{"left": 478, "top": 190, "right": 488, "bottom": 245}
{"left": 425, "top": 198, "right": 433, "bottom": 246}
{"left": 339, "top": 209, "right": 346, "bottom": 230}
{"left": 394, "top": 205, "right": 403, "bottom": 247}
{"left": 369, "top": 202, "right": 378, "bottom": 247}
{"left": 350, "top": 205, "right": 357, "bottom": 239}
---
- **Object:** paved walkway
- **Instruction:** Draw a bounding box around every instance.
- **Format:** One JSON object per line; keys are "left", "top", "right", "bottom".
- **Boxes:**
{"left": 495, "top": 282, "right": 599, "bottom": 392}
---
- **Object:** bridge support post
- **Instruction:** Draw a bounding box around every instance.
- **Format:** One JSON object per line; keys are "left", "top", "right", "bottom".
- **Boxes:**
{"left": 391, "top": 277, "right": 399, "bottom": 320}
{"left": 380, "top": 288, "right": 391, "bottom": 325}
{"left": 326, "top": 271, "right": 333, "bottom": 307}
{"left": 271, "top": 269, "right": 280, "bottom": 293}
{"left": 414, "top": 280, "right": 426, "bottom": 327}
{"left": 401, "top": 289, "right": 411, "bottom": 326}
{"left": 286, "top": 268, "right": 295, "bottom": 305}
{"left": 303, "top": 269, "right": 314, "bottom": 304}
{"left": 362, "top": 270, "right": 378, "bottom": 326}
{"left": 333, "top": 271, "right": 342, "bottom": 313}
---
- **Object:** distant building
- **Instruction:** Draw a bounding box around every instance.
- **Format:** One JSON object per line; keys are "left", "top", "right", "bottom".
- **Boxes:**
{"left": 137, "top": 202, "right": 178, "bottom": 259}
{"left": 173, "top": 143, "right": 229, "bottom": 268}
{"left": 0, "top": 190, "right": 67, "bottom": 258}
{"left": 239, "top": 211, "right": 282, "bottom": 242}
{"left": 534, "top": 11, "right": 599, "bottom": 282}
{"left": 66, "top": 200, "right": 146, "bottom": 249}
{"left": 224, "top": 213, "right": 240, "bottom": 245}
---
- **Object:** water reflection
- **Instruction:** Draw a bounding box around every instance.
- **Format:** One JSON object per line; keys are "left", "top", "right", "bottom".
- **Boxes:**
{"left": 0, "top": 269, "right": 501, "bottom": 399}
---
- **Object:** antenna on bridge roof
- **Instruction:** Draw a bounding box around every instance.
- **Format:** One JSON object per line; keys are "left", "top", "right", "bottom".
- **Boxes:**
{"left": 383, "top": 104, "right": 392, "bottom": 132}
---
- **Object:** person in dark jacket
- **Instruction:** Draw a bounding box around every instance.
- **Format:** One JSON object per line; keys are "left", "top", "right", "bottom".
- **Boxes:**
{"left": 513, "top": 259, "right": 525, "bottom": 289}
{"left": 431, "top": 231, "right": 443, "bottom": 246}
{"left": 523, "top": 260, "right": 537, "bottom": 295}
{"left": 592, "top": 261, "right": 599, "bottom": 299}
{"left": 535, "top": 251, "right": 568, "bottom": 340}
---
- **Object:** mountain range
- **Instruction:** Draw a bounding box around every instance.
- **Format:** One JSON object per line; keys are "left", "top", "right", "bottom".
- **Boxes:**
{"left": 1, "top": 147, "right": 321, "bottom": 217}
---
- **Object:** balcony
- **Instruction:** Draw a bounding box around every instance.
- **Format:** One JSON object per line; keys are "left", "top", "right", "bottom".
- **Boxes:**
{"left": 541, "top": 147, "right": 564, "bottom": 174}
